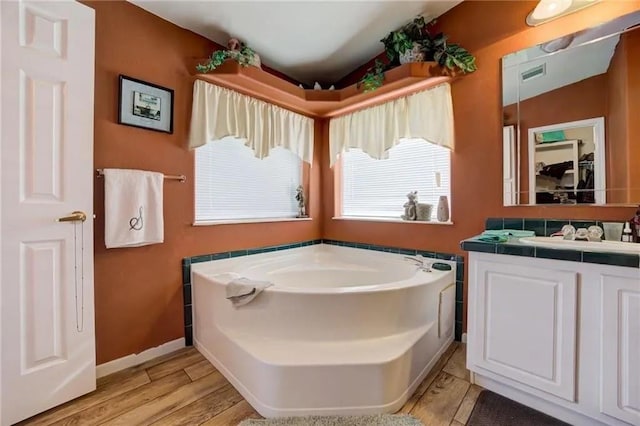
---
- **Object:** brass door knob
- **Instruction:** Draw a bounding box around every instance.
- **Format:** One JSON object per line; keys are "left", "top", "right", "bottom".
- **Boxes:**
{"left": 58, "top": 211, "right": 87, "bottom": 222}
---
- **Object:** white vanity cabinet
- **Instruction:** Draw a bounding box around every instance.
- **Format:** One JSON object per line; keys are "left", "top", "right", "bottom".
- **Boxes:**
{"left": 467, "top": 252, "right": 640, "bottom": 426}
{"left": 601, "top": 274, "right": 640, "bottom": 425}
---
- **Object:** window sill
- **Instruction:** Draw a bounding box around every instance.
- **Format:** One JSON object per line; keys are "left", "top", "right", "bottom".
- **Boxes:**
{"left": 332, "top": 216, "right": 453, "bottom": 225}
{"left": 193, "top": 217, "right": 312, "bottom": 226}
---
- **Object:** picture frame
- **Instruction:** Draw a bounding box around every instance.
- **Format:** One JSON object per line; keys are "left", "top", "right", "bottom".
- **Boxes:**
{"left": 118, "top": 75, "right": 174, "bottom": 134}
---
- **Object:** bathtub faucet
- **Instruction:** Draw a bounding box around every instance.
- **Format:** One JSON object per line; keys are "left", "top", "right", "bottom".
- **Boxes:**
{"left": 404, "top": 255, "right": 431, "bottom": 272}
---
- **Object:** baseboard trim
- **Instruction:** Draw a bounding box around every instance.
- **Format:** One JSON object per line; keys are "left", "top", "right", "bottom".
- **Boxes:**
{"left": 96, "top": 338, "right": 185, "bottom": 378}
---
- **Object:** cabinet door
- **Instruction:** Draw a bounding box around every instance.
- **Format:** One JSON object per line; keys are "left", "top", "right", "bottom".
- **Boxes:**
{"left": 601, "top": 274, "right": 640, "bottom": 425}
{"left": 470, "top": 260, "right": 577, "bottom": 401}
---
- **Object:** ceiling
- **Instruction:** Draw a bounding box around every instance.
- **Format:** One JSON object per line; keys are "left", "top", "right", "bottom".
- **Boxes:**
{"left": 129, "top": 0, "right": 463, "bottom": 85}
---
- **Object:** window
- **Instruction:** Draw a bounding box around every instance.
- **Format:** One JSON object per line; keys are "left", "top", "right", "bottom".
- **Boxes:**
{"left": 195, "top": 137, "right": 302, "bottom": 222}
{"left": 341, "top": 138, "right": 451, "bottom": 221}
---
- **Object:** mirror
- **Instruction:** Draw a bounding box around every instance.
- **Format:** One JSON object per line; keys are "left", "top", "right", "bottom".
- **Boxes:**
{"left": 502, "top": 11, "right": 640, "bottom": 206}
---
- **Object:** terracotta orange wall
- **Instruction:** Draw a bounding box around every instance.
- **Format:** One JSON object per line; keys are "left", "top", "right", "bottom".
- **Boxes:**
{"left": 503, "top": 74, "right": 608, "bottom": 202}
{"left": 324, "top": 0, "right": 640, "bottom": 330}
{"left": 84, "top": 1, "right": 321, "bottom": 364}
{"left": 623, "top": 29, "right": 640, "bottom": 202}
{"left": 607, "top": 33, "right": 630, "bottom": 203}
{"left": 607, "top": 28, "right": 640, "bottom": 203}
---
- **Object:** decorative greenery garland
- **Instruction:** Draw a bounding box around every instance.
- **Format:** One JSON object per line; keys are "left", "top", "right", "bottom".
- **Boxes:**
{"left": 196, "top": 42, "right": 257, "bottom": 73}
{"left": 359, "top": 16, "right": 477, "bottom": 92}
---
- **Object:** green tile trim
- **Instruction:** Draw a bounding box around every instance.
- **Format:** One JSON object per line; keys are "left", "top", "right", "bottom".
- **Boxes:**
{"left": 461, "top": 241, "right": 497, "bottom": 253}
{"left": 455, "top": 301, "right": 464, "bottom": 320}
{"left": 455, "top": 262, "right": 464, "bottom": 281}
{"left": 182, "top": 265, "right": 190, "bottom": 284}
{"left": 456, "top": 281, "right": 463, "bottom": 302}
{"left": 503, "top": 218, "right": 524, "bottom": 230}
{"left": 418, "top": 250, "right": 437, "bottom": 258}
{"left": 535, "top": 247, "right": 582, "bottom": 262}
{"left": 486, "top": 217, "right": 621, "bottom": 239}
{"left": 461, "top": 237, "right": 639, "bottom": 268}
{"left": 190, "top": 254, "right": 212, "bottom": 264}
{"left": 524, "top": 219, "right": 546, "bottom": 237}
{"left": 496, "top": 244, "right": 535, "bottom": 257}
{"left": 183, "top": 284, "right": 192, "bottom": 305}
{"left": 211, "top": 253, "right": 230, "bottom": 260}
{"left": 545, "top": 220, "right": 568, "bottom": 237}
{"left": 398, "top": 248, "right": 417, "bottom": 255}
{"left": 582, "top": 251, "right": 640, "bottom": 268}
{"left": 477, "top": 217, "right": 639, "bottom": 268}
{"left": 485, "top": 218, "right": 503, "bottom": 230}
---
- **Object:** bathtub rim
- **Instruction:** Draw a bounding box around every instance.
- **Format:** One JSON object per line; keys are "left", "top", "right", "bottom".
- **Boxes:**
{"left": 190, "top": 244, "right": 456, "bottom": 295}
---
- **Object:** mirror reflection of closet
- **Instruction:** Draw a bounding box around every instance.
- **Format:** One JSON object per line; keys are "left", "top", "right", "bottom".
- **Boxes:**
{"left": 529, "top": 118, "right": 605, "bottom": 205}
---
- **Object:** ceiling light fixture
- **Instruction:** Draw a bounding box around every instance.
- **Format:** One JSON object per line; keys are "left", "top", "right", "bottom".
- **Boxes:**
{"left": 540, "top": 34, "right": 576, "bottom": 52}
{"left": 526, "top": 0, "right": 601, "bottom": 27}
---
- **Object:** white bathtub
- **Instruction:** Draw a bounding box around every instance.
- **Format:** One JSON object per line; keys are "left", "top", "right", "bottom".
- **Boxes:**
{"left": 191, "top": 244, "right": 456, "bottom": 417}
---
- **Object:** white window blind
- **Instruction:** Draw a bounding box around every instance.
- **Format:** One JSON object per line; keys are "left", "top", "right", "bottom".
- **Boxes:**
{"left": 195, "top": 136, "right": 301, "bottom": 222}
{"left": 341, "top": 138, "right": 451, "bottom": 220}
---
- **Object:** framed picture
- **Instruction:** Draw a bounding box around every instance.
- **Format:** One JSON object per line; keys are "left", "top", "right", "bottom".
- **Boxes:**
{"left": 118, "top": 75, "right": 174, "bottom": 133}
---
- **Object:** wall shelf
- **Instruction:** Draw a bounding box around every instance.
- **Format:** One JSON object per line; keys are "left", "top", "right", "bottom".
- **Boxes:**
{"left": 190, "top": 61, "right": 456, "bottom": 118}
{"left": 535, "top": 140, "right": 583, "bottom": 150}
{"left": 534, "top": 139, "right": 580, "bottom": 200}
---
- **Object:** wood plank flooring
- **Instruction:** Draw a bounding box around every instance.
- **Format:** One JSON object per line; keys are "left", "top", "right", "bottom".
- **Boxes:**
{"left": 19, "top": 342, "right": 480, "bottom": 426}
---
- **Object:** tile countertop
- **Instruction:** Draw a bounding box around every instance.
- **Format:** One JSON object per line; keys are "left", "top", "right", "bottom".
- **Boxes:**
{"left": 460, "top": 236, "right": 640, "bottom": 269}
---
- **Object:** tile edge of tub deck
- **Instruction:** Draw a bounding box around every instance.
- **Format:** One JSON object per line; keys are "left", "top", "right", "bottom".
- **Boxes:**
{"left": 460, "top": 237, "right": 640, "bottom": 269}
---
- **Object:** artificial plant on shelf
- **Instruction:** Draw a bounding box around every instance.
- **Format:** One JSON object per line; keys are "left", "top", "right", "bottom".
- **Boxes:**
{"left": 358, "top": 60, "right": 387, "bottom": 93}
{"left": 358, "top": 16, "right": 477, "bottom": 92}
{"left": 196, "top": 38, "right": 261, "bottom": 73}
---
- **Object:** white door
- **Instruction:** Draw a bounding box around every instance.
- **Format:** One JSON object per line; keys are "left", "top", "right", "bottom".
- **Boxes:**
{"left": 1, "top": 1, "right": 96, "bottom": 424}
{"left": 601, "top": 274, "right": 640, "bottom": 425}
{"left": 468, "top": 256, "right": 578, "bottom": 401}
{"left": 502, "top": 125, "right": 516, "bottom": 206}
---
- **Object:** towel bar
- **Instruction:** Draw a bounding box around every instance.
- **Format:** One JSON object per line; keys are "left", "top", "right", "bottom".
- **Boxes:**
{"left": 96, "top": 169, "right": 186, "bottom": 182}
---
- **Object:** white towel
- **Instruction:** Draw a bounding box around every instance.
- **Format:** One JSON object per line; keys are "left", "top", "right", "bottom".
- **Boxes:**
{"left": 215, "top": 273, "right": 273, "bottom": 307}
{"left": 104, "top": 168, "right": 164, "bottom": 248}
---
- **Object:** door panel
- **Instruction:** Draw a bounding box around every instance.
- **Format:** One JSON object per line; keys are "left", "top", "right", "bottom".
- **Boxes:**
{"left": 21, "top": 72, "right": 65, "bottom": 202}
{"left": 21, "top": 240, "right": 67, "bottom": 372}
{"left": 1, "top": 1, "right": 96, "bottom": 424}
{"left": 601, "top": 274, "right": 640, "bottom": 425}
{"left": 470, "top": 260, "right": 577, "bottom": 401}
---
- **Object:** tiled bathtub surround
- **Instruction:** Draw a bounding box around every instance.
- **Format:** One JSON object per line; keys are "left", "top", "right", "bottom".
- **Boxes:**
{"left": 461, "top": 217, "right": 640, "bottom": 268}
{"left": 182, "top": 239, "right": 465, "bottom": 345}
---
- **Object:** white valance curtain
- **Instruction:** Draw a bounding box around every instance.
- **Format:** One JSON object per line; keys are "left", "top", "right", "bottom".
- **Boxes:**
{"left": 329, "top": 83, "right": 454, "bottom": 167}
{"left": 188, "top": 80, "right": 314, "bottom": 164}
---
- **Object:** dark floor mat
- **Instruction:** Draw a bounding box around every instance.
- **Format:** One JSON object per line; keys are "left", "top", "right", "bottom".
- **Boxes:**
{"left": 467, "top": 390, "right": 570, "bottom": 426}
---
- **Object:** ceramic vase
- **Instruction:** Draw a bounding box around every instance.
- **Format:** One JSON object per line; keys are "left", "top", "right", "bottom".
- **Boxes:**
{"left": 437, "top": 196, "right": 450, "bottom": 222}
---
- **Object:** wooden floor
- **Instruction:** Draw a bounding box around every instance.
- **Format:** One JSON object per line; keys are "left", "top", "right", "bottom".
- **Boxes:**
{"left": 19, "top": 342, "right": 481, "bottom": 426}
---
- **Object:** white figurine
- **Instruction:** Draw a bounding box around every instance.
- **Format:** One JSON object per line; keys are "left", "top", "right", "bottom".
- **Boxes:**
{"left": 313, "top": 82, "right": 322, "bottom": 90}
{"left": 295, "top": 185, "right": 307, "bottom": 218}
{"left": 401, "top": 191, "right": 418, "bottom": 221}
